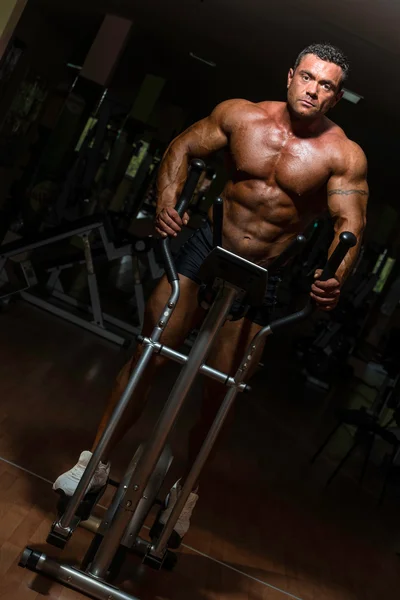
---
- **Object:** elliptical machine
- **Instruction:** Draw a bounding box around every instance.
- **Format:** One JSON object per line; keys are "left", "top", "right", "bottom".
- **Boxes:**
{"left": 19, "top": 159, "right": 357, "bottom": 600}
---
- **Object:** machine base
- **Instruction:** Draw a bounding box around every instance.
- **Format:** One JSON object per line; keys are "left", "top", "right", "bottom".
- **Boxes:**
{"left": 20, "top": 548, "right": 141, "bottom": 600}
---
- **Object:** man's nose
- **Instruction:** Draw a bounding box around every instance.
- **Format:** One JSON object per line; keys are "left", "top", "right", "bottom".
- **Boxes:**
{"left": 306, "top": 82, "right": 318, "bottom": 98}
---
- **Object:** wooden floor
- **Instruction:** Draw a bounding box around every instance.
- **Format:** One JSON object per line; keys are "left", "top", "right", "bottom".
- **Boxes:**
{"left": 0, "top": 301, "right": 400, "bottom": 600}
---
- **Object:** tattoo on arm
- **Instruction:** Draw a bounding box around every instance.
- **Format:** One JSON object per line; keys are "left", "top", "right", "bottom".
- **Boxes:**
{"left": 328, "top": 189, "right": 368, "bottom": 197}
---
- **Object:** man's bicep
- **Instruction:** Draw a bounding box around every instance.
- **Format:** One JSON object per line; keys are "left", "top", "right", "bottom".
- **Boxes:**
{"left": 183, "top": 116, "right": 228, "bottom": 157}
{"left": 327, "top": 178, "right": 368, "bottom": 225}
{"left": 327, "top": 190, "right": 367, "bottom": 231}
{"left": 327, "top": 143, "right": 368, "bottom": 230}
{"left": 327, "top": 142, "right": 368, "bottom": 198}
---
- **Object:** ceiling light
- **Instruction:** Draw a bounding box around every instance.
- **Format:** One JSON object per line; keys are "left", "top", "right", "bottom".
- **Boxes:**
{"left": 342, "top": 88, "right": 363, "bottom": 104}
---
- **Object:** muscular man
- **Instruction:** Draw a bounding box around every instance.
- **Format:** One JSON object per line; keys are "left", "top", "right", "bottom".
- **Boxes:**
{"left": 54, "top": 43, "right": 368, "bottom": 547}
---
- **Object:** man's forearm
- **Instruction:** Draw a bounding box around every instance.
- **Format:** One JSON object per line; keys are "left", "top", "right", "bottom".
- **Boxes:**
{"left": 156, "top": 141, "right": 191, "bottom": 212}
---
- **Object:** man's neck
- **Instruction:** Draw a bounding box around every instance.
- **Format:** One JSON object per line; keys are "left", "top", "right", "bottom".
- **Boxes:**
{"left": 282, "top": 103, "right": 324, "bottom": 137}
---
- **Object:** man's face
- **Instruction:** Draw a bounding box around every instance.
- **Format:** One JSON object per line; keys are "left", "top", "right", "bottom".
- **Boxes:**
{"left": 287, "top": 54, "right": 344, "bottom": 119}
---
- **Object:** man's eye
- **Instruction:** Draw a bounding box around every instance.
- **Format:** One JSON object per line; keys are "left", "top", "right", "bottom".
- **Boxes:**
{"left": 323, "top": 84, "right": 331, "bottom": 91}
{"left": 303, "top": 75, "right": 309, "bottom": 81}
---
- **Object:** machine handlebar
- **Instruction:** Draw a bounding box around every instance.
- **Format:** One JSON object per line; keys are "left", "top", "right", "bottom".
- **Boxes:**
{"left": 213, "top": 197, "right": 224, "bottom": 248}
{"left": 175, "top": 158, "right": 206, "bottom": 217}
{"left": 269, "top": 234, "right": 308, "bottom": 272}
{"left": 269, "top": 231, "right": 357, "bottom": 334}
{"left": 161, "top": 159, "right": 206, "bottom": 283}
{"left": 319, "top": 231, "right": 357, "bottom": 282}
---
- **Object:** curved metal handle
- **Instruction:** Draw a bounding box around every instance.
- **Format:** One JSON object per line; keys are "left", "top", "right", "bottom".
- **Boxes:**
{"left": 175, "top": 158, "right": 206, "bottom": 217}
{"left": 161, "top": 158, "right": 206, "bottom": 283}
{"left": 269, "top": 231, "right": 357, "bottom": 333}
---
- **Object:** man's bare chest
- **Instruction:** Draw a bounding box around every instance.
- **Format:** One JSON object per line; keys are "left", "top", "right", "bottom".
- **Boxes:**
{"left": 229, "top": 124, "right": 331, "bottom": 196}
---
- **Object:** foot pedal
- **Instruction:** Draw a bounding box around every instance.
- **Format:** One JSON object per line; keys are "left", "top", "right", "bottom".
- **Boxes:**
{"left": 46, "top": 528, "right": 71, "bottom": 549}
{"left": 163, "top": 549, "right": 178, "bottom": 571}
{"left": 143, "top": 549, "right": 177, "bottom": 571}
{"left": 56, "top": 482, "right": 108, "bottom": 522}
{"left": 47, "top": 513, "right": 81, "bottom": 548}
{"left": 149, "top": 519, "right": 181, "bottom": 550}
{"left": 108, "top": 478, "right": 120, "bottom": 488}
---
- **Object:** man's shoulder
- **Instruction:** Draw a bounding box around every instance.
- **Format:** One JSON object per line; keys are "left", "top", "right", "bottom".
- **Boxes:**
{"left": 212, "top": 98, "right": 278, "bottom": 122}
{"left": 323, "top": 119, "right": 367, "bottom": 169}
{"left": 255, "top": 100, "right": 285, "bottom": 112}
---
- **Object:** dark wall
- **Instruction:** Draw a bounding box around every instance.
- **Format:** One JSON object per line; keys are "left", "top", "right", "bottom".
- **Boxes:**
{"left": 14, "top": 3, "right": 99, "bottom": 84}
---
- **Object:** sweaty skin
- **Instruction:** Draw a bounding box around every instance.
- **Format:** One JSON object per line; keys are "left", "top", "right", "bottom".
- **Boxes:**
{"left": 155, "top": 55, "right": 368, "bottom": 310}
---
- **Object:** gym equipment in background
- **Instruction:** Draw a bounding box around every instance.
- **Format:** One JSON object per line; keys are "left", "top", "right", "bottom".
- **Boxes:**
{"left": 311, "top": 328, "right": 400, "bottom": 505}
{"left": 0, "top": 213, "right": 163, "bottom": 346}
{"left": 296, "top": 245, "right": 396, "bottom": 392}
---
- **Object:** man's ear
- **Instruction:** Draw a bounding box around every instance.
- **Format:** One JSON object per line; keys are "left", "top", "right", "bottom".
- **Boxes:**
{"left": 287, "top": 68, "right": 294, "bottom": 89}
{"left": 332, "top": 89, "right": 344, "bottom": 107}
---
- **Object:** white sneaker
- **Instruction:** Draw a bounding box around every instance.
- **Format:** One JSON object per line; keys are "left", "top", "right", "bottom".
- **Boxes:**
{"left": 151, "top": 480, "right": 199, "bottom": 548}
{"left": 53, "top": 451, "right": 110, "bottom": 497}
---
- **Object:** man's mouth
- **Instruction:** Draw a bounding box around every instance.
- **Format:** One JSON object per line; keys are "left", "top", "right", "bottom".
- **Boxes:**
{"left": 299, "top": 99, "right": 316, "bottom": 107}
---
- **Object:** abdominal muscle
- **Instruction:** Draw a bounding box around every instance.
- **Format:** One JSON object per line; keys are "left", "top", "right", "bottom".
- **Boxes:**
{"left": 208, "top": 180, "right": 312, "bottom": 267}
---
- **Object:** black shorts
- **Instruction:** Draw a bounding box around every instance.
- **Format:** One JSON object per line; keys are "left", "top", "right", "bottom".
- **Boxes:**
{"left": 174, "top": 222, "right": 281, "bottom": 326}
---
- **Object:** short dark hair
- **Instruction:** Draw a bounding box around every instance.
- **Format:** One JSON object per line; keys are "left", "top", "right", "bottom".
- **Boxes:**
{"left": 294, "top": 43, "right": 350, "bottom": 86}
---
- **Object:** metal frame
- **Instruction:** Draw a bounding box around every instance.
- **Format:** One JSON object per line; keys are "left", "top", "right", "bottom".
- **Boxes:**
{"left": 20, "top": 551, "right": 141, "bottom": 600}
{"left": 0, "top": 219, "right": 108, "bottom": 263}
{"left": 20, "top": 248, "right": 272, "bottom": 600}
{"left": 20, "top": 291, "right": 129, "bottom": 346}
{"left": 0, "top": 217, "right": 163, "bottom": 345}
{"left": 50, "top": 289, "right": 139, "bottom": 336}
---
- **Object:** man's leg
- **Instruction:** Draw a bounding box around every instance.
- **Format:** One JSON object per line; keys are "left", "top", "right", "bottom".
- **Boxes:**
{"left": 153, "top": 316, "right": 265, "bottom": 547}
{"left": 53, "top": 274, "right": 204, "bottom": 496}
{"left": 91, "top": 275, "right": 205, "bottom": 454}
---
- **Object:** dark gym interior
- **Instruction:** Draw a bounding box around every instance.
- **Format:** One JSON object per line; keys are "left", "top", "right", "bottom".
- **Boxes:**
{"left": 1, "top": 1, "right": 400, "bottom": 599}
